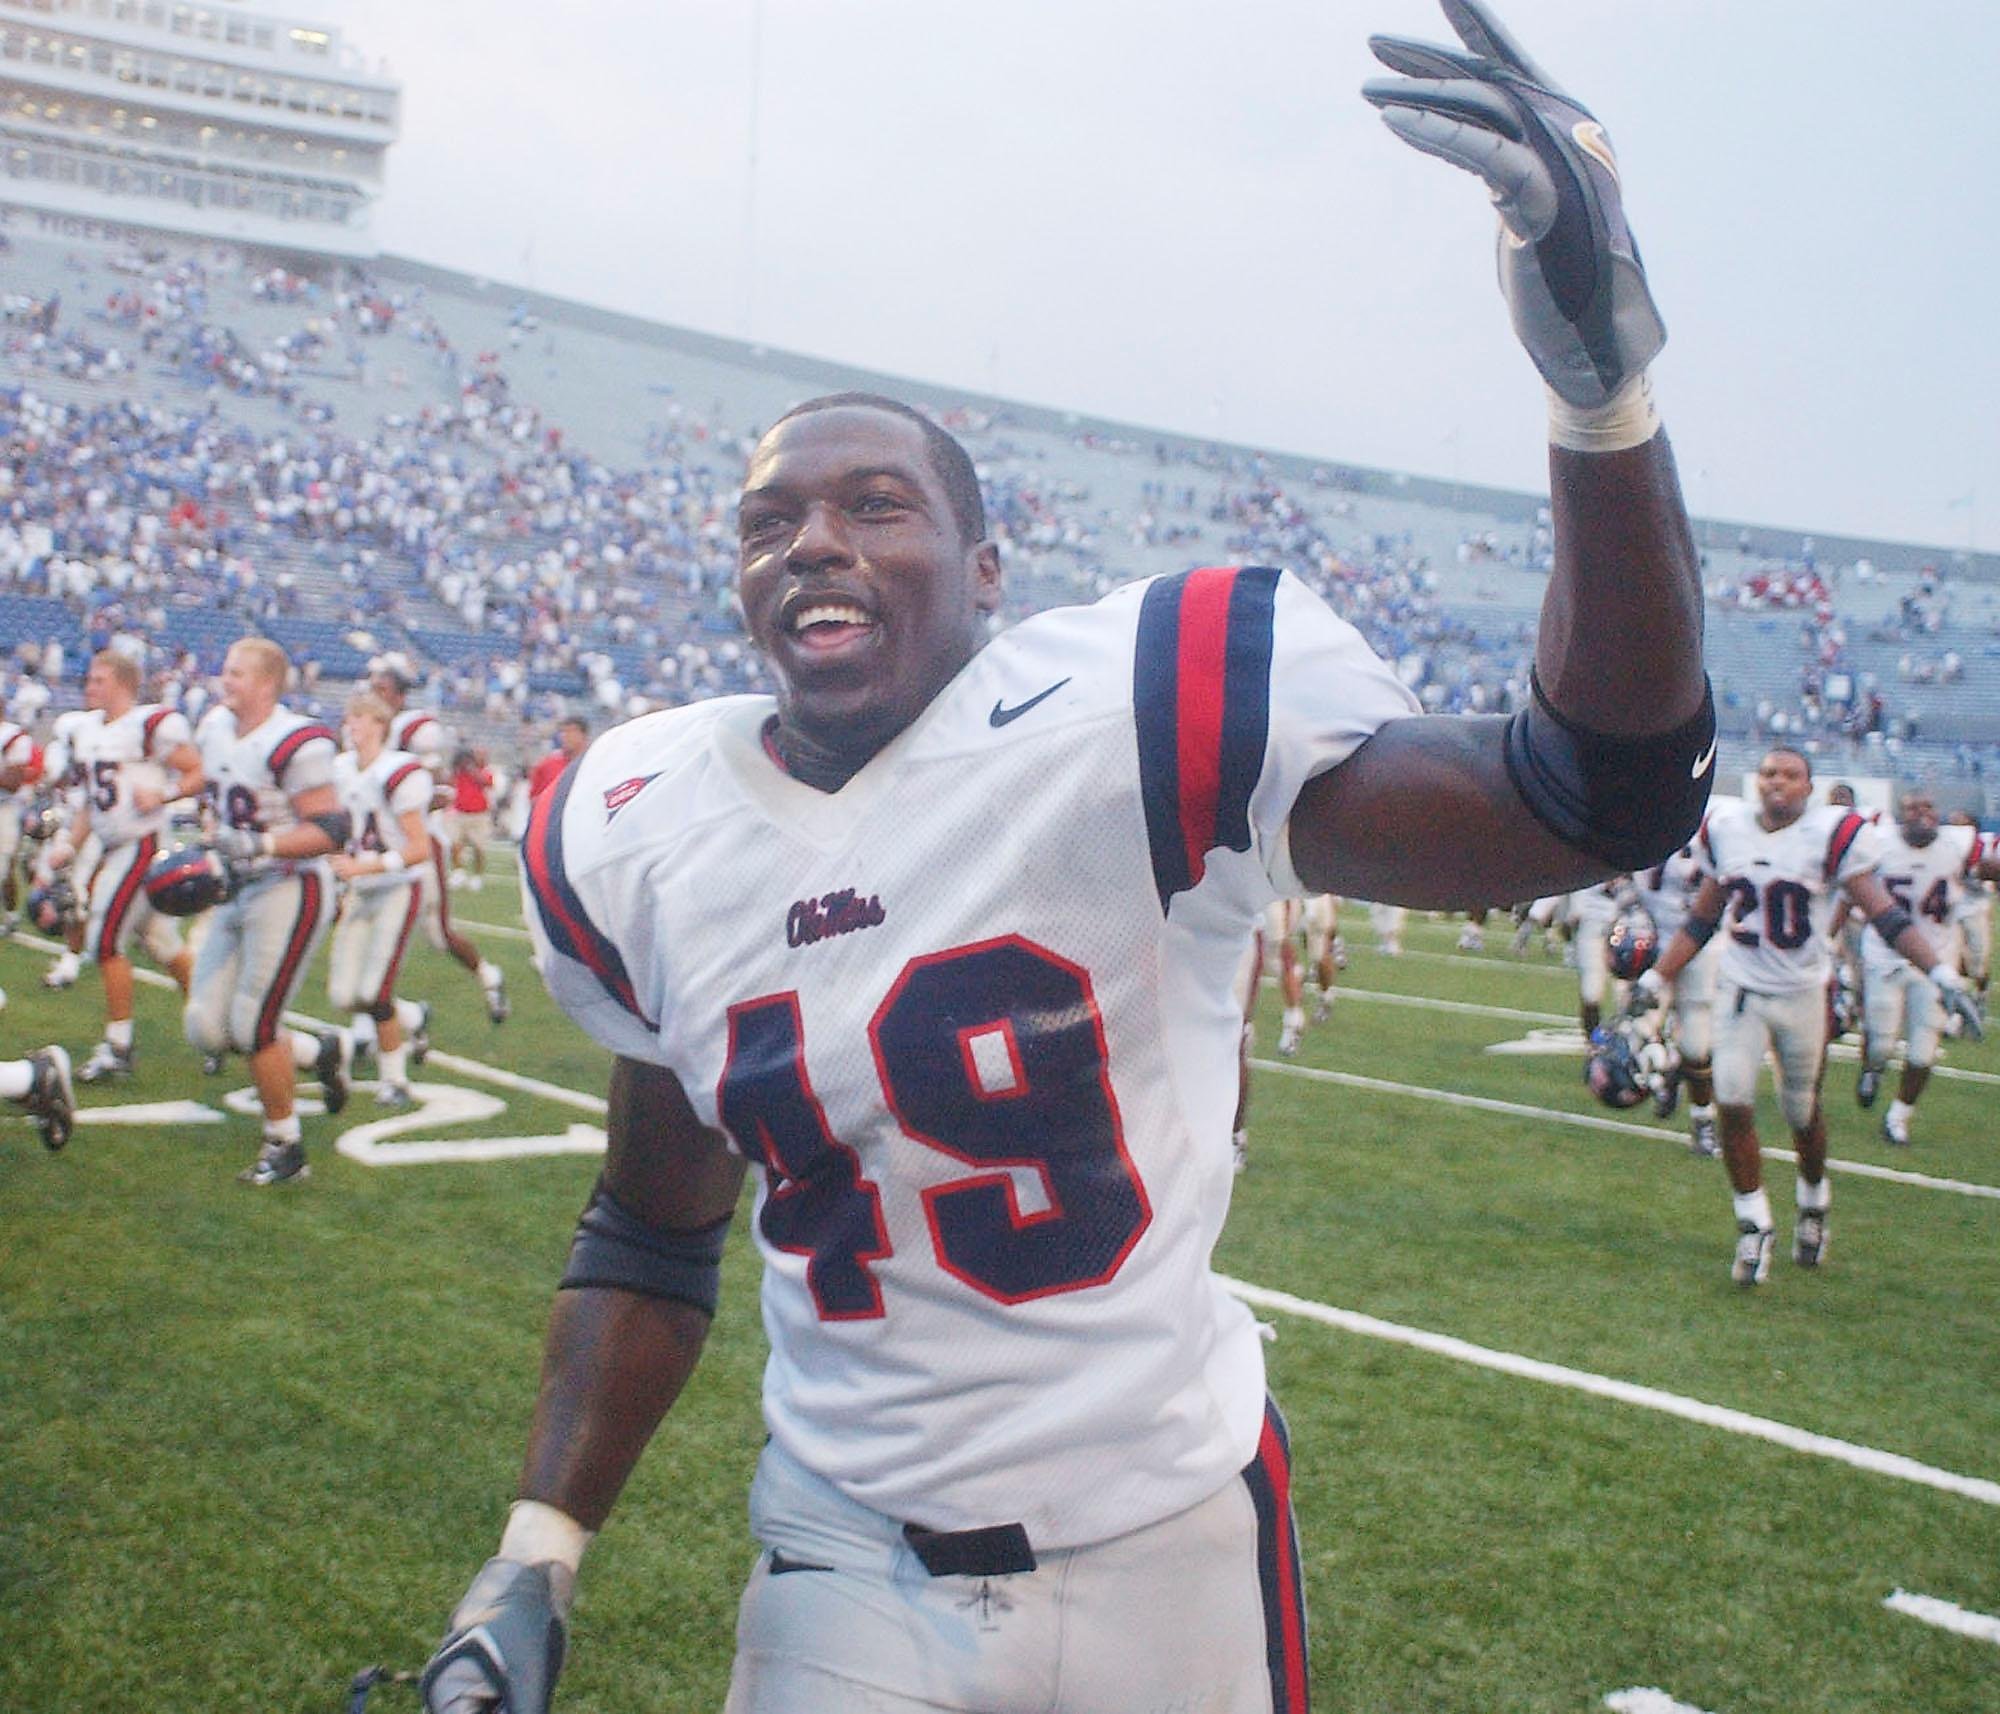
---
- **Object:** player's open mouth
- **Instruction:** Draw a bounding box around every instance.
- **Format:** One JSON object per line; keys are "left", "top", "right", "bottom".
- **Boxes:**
{"left": 785, "top": 599, "right": 880, "bottom": 655}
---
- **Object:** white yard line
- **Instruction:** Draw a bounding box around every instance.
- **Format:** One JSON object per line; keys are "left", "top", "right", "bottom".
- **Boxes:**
{"left": 1222, "top": 1275, "right": 2000, "bottom": 1511}
{"left": 1882, "top": 1589, "right": 2000, "bottom": 1646}
{"left": 1251, "top": 1058, "right": 2000, "bottom": 1202}
{"left": 1604, "top": 1691, "right": 1719, "bottom": 1714}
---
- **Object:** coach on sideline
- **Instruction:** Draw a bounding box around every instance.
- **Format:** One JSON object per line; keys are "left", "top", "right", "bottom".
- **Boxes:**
{"left": 422, "top": 4, "right": 1711, "bottom": 1710}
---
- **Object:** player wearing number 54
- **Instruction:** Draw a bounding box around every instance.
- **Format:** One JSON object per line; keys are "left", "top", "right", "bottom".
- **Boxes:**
{"left": 420, "top": 3, "right": 1715, "bottom": 1708}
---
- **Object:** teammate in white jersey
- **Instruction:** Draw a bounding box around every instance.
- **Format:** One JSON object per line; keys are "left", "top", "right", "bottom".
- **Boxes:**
{"left": 37, "top": 706, "right": 98, "bottom": 990}
{"left": 59, "top": 651, "right": 206, "bottom": 1083}
{"left": 1946, "top": 810, "right": 1994, "bottom": 1004}
{"left": 422, "top": 12, "right": 1718, "bottom": 1710}
{"left": 1636, "top": 749, "right": 1977, "bottom": 1286}
{"left": 1567, "top": 876, "right": 1629, "bottom": 1035}
{"left": 187, "top": 638, "right": 353, "bottom": 1186}
{"left": 369, "top": 657, "right": 510, "bottom": 1028}
{"left": 0, "top": 715, "right": 41, "bottom": 929}
{"left": 329, "top": 694, "right": 435, "bottom": 1110}
{"left": 1635, "top": 840, "right": 1721, "bottom": 1156}
{"left": 1855, "top": 790, "right": 2000, "bottom": 1145}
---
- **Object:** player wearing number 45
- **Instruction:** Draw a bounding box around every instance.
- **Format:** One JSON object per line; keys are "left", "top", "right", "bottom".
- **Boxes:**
{"left": 424, "top": 5, "right": 1714, "bottom": 1711}
{"left": 1629, "top": 749, "right": 1981, "bottom": 1289}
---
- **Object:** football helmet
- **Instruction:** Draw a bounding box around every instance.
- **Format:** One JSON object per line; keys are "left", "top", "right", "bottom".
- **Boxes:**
{"left": 26, "top": 875, "right": 79, "bottom": 935}
{"left": 1584, "top": 1023, "right": 1648, "bottom": 1108}
{"left": 143, "top": 844, "right": 240, "bottom": 917}
{"left": 19, "top": 796, "right": 65, "bottom": 846}
{"left": 1605, "top": 906, "right": 1660, "bottom": 981}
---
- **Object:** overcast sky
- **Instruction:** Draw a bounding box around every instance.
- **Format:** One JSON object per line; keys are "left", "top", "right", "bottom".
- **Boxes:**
{"left": 320, "top": 0, "right": 1997, "bottom": 555}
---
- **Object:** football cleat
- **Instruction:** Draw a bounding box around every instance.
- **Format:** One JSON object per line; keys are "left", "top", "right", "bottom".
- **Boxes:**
{"left": 1793, "top": 1208, "right": 1828, "bottom": 1269}
{"left": 315, "top": 1030, "right": 351, "bottom": 1117}
{"left": 1732, "top": 1221, "right": 1775, "bottom": 1288}
{"left": 374, "top": 1083, "right": 416, "bottom": 1112}
{"left": 1311, "top": 992, "right": 1332, "bottom": 1025}
{"left": 1231, "top": 1131, "right": 1249, "bottom": 1175}
{"left": 1457, "top": 924, "right": 1484, "bottom": 953}
{"left": 201, "top": 1051, "right": 226, "bottom": 1076}
{"left": 238, "top": 1139, "right": 309, "bottom": 1186}
{"left": 41, "top": 952, "right": 80, "bottom": 990}
{"left": 78, "top": 1041, "right": 135, "bottom": 1084}
{"left": 409, "top": 1001, "right": 432, "bottom": 1068}
{"left": 483, "top": 973, "right": 510, "bottom": 1025}
{"left": 21, "top": 1045, "right": 74, "bottom": 1152}
{"left": 1855, "top": 1066, "right": 1881, "bottom": 1109}
{"left": 1331, "top": 935, "right": 1348, "bottom": 972}
{"left": 1277, "top": 1022, "right": 1302, "bottom": 1057}
{"left": 1882, "top": 1107, "right": 1912, "bottom": 1148}
{"left": 1688, "top": 1112, "right": 1721, "bottom": 1159}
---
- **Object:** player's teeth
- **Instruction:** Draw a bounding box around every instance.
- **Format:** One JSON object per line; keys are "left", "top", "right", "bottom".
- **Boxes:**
{"left": 793, "top": 603, "right": 871, "bottom": 631}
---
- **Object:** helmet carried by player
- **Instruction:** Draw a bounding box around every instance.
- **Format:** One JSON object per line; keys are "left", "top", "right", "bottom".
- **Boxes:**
{"left": 1605, "top": 905, "right": 1660, "bottom": 980}
{"left": 1584, "top": 1022, "right": 1648, "bottom": 1108}
{"left": 143, "top": 844, "right": 240, "bottom": 918}
{"left": 26, "top": 874, "right": 79, "bottom": 935}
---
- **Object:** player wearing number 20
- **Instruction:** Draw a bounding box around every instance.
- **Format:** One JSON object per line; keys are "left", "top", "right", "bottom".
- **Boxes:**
{"left": 1635, "top": 749, "right": 1981, "bottom": 1287}
{"left": 427, "top": 5, "right": 1715, "bottom": 1711}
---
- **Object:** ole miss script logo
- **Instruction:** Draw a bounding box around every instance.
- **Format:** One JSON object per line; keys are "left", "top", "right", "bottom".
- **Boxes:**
{"left": 787, "top": 888, "right": 886, "bottom": 948}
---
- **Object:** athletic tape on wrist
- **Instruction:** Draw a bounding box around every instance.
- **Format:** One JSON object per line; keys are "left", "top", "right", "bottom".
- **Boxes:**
{"left": 499, "top": 1500, "right": 593, "bottom": 1575}
{"left": 1546, "top": 370, "right": 1660, "bottom": 453}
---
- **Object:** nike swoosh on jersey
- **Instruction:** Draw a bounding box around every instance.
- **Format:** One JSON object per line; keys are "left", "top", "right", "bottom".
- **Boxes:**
{"left": 1690, "top": 736, "right": 1717, "bottom": 779}
{"left": 767, "top": 1550, "right": 834, "bottom": 1576}
{"left": 989, "top": 679, "right": 1071, "bottom": 727}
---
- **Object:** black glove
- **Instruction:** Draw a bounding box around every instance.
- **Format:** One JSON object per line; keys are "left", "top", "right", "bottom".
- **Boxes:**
{"left": 1363, "top": 0, "right": 1665, "bottom": 408}
{"left": 420, "top": 1557, "right": 573, "bottom": 1714}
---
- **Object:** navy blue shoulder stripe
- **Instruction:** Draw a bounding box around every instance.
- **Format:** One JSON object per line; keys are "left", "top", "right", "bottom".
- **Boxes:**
{"left": 523, "top": 760, "right": 654, "bottom": 1029}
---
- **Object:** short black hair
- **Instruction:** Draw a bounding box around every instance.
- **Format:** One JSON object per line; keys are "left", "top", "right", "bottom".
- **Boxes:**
{"left": 766, "top": 392, "right": 986, "bottom": 546}
{"left": 1763, "top": 744, "right": 1813, "bottom": 780}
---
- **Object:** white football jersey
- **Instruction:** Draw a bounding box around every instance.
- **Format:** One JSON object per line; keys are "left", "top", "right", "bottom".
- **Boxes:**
{"left": 199, "top": 705, "right": 339, "bottom": 842}
{"left": 45, "top": 707, "right": 93, "bottom": 808}
{"left": 1569, "top": 877, "right": 1628, "bottom": 931}
{"left": 1696, "top": 799, "right": 1880, "bottom": 993}
{"left": 388, "top": 707, "right": 449, "bottom": 765}
{"left": 334, "top": 748, "right": 433, "bottom": 893}
{"left": 1862, "top": 823, "right": 1982, "bottom": 978}
{"left": 1638, "top": 843, "right": 1704, "bottom": 941}
{"left": 72, "top": 704, "right": 192, "bottom": 848}
{"left": 523, "top": 567, "right": 1419, "bottom": 1550}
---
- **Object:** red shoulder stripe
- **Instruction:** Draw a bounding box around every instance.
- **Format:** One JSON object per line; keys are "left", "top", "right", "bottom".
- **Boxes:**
{"left": 1824, "top": 810, "right": 1865, "bottom": 881}
{"left": 383, "top": 760, "right": 426, "bottom": 803}
{"left": 269, "top": 723, "right": 338, "bottom": 786}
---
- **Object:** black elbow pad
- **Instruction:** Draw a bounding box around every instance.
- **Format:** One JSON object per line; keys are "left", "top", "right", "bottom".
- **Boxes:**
{"left": 559, "top": 1180, "right": 730, "bottom": 1316}
{"left": 309, "top": 810, "right": 353, "bottom": 850}
{"left": 1504, "top": 672, "right": 1716, "bottom": 870}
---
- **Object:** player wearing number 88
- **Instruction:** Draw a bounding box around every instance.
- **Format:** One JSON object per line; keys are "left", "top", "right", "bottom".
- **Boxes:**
{"left": 424, "top": 4, "right": 1721, "bottom": 1706}
{"left": 1631, "top": 748, "right": 1978, "bottom": 1284}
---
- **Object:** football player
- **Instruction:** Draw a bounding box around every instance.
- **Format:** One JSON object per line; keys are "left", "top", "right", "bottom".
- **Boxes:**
{"left": 329, "top": 693, "right": 435, "bottom": 1111}
{"left": 1567, "top": 876, "right": 1629, "bottom": 1035}
{"left": 0, "top": 713, "right": 40, "bottom": 929}
{"left": 1855, "top": 790, "right": 2000, "bottom": 1145}
{"left": 186, "top": 638, "right": 352, "bottom": 1186}
{"left": 1266, "top": 896, "right": 1309, "bottom": 1054}
{"left": 1302, "top": 893, "right": 1340, "bottom": 1021}
{"left": 421, "top": 9, "right": 1715, "bottom": 1711}
{"left": 1633, "top": 750, "right": 1977, "bottom": 1284}
{"left": 1946, "top": 809, "right": 1993, "bottom": 1006}
{"left": 368, "top": 657, "right": 510, "bottom": 1024}
{"left": 1635, "top": 841, "right": 1721, "bottom": 1156}
{"left": 60, "top": 651, "right": 206, "bottom": 1083}
{"left": 36, "top": 704, "right": 98, "bottom": 991}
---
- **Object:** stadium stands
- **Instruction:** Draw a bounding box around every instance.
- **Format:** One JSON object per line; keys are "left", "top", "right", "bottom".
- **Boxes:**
{"left": 3, "top": 222, "right": 1997, "bottom": 814}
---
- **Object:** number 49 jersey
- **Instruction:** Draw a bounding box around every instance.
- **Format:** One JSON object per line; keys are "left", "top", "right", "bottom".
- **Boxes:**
{"left": 1697, "top": 798, "right": 1881, "bottom": 993}
{"left": 524, "top": 566, "right": 1419, "bottom": 1551}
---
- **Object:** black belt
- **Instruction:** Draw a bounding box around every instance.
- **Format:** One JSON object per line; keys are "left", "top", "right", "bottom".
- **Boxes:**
{"left": 902, "top": 1520, "right": 1037, "bottom": 1577}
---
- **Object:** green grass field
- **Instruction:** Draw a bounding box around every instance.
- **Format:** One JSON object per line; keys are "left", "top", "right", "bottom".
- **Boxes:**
{"left": 4, "top": 876, "right": 1997, "bottom": 1714}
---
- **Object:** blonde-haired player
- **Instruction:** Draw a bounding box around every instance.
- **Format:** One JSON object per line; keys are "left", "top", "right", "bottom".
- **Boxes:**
{"left": 63, "top": 649, "right": 206, "bottom": 1083}
{"left": 188, "top": 638, "right": 352, "bottom": 1186}
{"left": 329, "top": 694, "right": 435, "bottom": 1110}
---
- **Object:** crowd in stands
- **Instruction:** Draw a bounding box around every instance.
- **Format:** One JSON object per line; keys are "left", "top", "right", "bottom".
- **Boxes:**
{"left": 2, "top": 237, "right": 1997, "bottom": 802}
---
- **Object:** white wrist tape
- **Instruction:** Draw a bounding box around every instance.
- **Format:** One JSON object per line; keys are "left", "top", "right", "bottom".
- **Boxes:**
{"left": 1546, "top": 369, "right": 1660, "bottom": 453}
{"left": 379, "top": 850, "right": 406, "bottom": 873}
{"left": 499, "top": 1499, "right": 594, "bottom": 1573}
